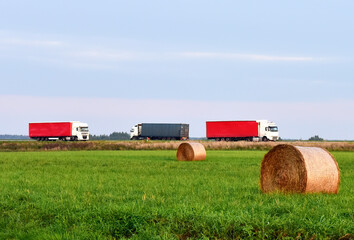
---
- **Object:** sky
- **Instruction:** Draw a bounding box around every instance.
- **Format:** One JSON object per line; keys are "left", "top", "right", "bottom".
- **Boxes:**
{"left": 0, "top": 1, "right": 353, "bottom": 139}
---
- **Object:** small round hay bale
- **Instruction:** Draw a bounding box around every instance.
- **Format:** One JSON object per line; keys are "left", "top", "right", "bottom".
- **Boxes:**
{"left": 177, "top": 142, "right": 206, "bottom": 161}
{"left": 260, "top": 144, "right": 340, "bottom": 194}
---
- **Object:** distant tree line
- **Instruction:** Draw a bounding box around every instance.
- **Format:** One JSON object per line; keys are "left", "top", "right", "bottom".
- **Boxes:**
{"left": 0, "top": 133, "right": 328, "bottom": 141}
{"left": 308, "top": 135, "right": 324, "bottom": 141}
{"left": 89, "top": 132, "right": 130, "bottom": 140}
{"left": 0, "top": 135, "right": 30, "bottom": 140}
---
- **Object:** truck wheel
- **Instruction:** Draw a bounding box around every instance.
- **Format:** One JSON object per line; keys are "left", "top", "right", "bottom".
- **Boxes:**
{"left": 262, "top": 136, "right": 268, "bottom": 142}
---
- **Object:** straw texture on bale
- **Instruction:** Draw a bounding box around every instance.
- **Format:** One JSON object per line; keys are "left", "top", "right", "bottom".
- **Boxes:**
{"left": 260, "top": 144, "right": 340, "bottom": 194}
{"left": 177, "top": 142, "right": 206, "bottom": 161}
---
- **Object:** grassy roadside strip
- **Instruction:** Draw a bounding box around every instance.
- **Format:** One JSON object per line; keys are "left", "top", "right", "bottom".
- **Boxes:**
{"left": 0, "top": 140, "right": 354, "bottom": 152}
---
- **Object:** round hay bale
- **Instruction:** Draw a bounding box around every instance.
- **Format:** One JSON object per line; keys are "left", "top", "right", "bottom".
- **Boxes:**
{"left": 260, "top": 144, "right": 340, "bottom": 194}
{"left": 177, "top": 142, "right": 206, "bottom": 161}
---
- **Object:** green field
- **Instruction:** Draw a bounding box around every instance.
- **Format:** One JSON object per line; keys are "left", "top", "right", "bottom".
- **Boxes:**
{"left": 0, "top": 150, "right": 353, "bottom": 239}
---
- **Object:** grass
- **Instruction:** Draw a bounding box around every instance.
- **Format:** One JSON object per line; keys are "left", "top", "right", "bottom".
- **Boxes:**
{"left": 0, "top": 150, "right": 353, "bottom": 239}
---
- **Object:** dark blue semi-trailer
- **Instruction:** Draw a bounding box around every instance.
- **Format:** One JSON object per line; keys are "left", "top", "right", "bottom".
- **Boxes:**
{"left": 130, "top": 123, "right": 189, "bottom": 140}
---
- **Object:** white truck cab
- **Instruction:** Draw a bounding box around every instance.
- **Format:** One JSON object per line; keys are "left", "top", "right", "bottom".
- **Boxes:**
{"left": 257, "top": 120, "right": 279, "bottom": 141}
{"left": 71, "top": 121, "right": 90, "bottom": 141}
{"left": 130, "top": 124, "right": 139, "bottom": 140}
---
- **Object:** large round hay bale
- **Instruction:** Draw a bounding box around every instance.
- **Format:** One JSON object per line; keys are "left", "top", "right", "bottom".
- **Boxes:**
{"left": 260, "top": 144, "right": 340, "bottom": 194}
{"left": 177, "top": 142, "right": 206, "bottom": 161}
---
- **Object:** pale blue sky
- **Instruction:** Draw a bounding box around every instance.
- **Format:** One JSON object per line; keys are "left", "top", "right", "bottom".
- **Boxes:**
{"left": 0, "top": 1, "right": 353, "bottom": 139}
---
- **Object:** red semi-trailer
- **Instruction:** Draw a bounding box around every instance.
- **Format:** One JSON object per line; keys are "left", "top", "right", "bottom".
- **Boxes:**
{"left": 29, "top": 121, "right": 89, "bottom": 141}
{"left": 206, "top": 120, "right": 279, "bottom": 141}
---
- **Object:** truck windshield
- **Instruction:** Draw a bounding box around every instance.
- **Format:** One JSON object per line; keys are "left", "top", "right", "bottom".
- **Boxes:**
{"left": 80, "top": 127, "right": 89, "bottom": 132}
{"left": 269, "top": 126, "right": 278, "bottom": 132}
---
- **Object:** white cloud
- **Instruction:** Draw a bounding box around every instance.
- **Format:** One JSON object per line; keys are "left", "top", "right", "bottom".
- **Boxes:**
{"left": 68, "top": 50, "right": 320, "bottom": 63}
{"left": 180, "top": 52, "right": 321, "bottom": 62}
{"left": 68, "top": 50, "right": 141, "bottom": 61}
{"left": 0, "top": 38, "right": 62, "bottom": 47}
{"left": 0, "top": 95, "right": 353, "bottom": 140}
{"left": 0, "top": 31, "right": 327, "bottom": 67}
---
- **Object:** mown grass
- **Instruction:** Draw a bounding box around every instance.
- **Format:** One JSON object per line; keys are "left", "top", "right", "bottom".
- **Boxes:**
{"left": 0, "top": 150, "right": 353, "bottom": 239}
